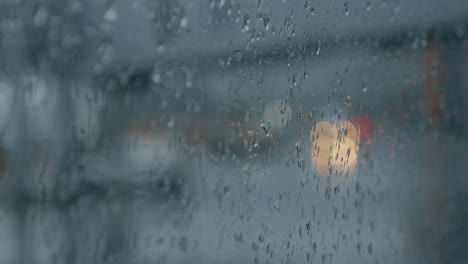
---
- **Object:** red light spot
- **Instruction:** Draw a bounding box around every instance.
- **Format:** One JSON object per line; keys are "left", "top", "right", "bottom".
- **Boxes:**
{"left": 350, "top": 114, "right": 373, "bottom": 142}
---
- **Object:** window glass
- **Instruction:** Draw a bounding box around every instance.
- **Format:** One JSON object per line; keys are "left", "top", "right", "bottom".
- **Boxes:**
{"left": 0, "top": 0, "right": 467, "bottom": 263}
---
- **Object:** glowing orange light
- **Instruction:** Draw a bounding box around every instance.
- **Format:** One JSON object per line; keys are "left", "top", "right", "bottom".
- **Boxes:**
{"left": 310, "top": 121, "right": 359, "bottom": 175}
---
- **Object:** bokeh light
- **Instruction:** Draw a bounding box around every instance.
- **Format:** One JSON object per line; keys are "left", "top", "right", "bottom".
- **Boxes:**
{"left": 310, "top": 120, "right": 359, "bottom": 175}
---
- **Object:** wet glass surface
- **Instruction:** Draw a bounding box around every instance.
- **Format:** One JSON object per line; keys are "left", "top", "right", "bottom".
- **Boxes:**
{"left": 0, "top": 0, "right": 468, "bottom": 263}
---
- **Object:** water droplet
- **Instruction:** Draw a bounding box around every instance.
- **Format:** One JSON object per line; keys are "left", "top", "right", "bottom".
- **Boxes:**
{"left": 180, "top": 17, "right": 189, "bottom": 28}
{"left": 97, "top": 42, "right": 114, "bottom": 66}
{"left": 310, "top": 6, "right": 315, "bottom": 15}
{"left": 152, "top": 67, "right": 162, "bottom": 84}
{"left": 344, "top": 2, "right": 349, "bottom": 16}
{"left": 219, "top": 0, "right": 226, "bottom": 8}
{"left": 258, "top": 234, "right": 264, "bottom": 243}
{"left": 233, "top": 50, "right": 243, "bottom": 61}
{"left": 263, "top": 16, "right": 270, "bottom": 31}
{"left": 241, "top": 15, "right": 250, "bottom": 32}
{"left": 251, "top": 242, "right": 259, "bottom": 251}
{"left": 33, "top": 6, "right": 49, "bottom": 27}
{"left": 104, "top": 6, "right": 118, "bottom": 22}
{"left": 273, "top": 200, "right": 280, "bottom": 211}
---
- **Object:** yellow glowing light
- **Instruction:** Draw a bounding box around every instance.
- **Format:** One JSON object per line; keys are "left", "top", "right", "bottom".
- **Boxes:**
{"left": 310, "top": 121, "right": 359, "bottom": 175}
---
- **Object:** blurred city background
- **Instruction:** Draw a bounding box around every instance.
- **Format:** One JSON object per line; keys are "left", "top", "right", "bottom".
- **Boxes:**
{"left": 0, "top": 0, "right": 468, "bottom": 263}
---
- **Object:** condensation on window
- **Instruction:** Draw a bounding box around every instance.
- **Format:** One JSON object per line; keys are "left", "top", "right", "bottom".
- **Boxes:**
{"left": 0, "top": 0, "right": 467, "bottom": 263}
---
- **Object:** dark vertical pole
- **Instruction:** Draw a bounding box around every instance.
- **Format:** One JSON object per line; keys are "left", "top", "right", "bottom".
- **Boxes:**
{"left": 444, "top": 37, "right": 465, "bottom": 137}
